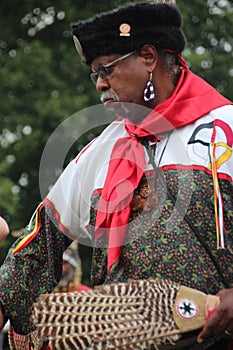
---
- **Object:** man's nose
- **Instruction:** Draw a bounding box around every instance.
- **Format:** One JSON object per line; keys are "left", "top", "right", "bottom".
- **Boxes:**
{"left": 96, "top": 76, "right": 110, "bottom": 91}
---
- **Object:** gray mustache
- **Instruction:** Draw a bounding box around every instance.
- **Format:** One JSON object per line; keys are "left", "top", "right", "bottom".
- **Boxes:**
{"left": 100, "top": 92, "right": 119, "bottom": 103}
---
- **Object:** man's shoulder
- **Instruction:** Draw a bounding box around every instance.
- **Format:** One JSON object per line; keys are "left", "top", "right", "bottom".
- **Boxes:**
{"left": 210, "top": 104, "right": 233, "bottom": 121}
{"left": 74, "top": 118, "right": 126, "bottom": 163}
{"left": 188, "top": 104, "right": 233, "bottom": 130}
{"left": 98, "top": 118, "right": 126, "bottom": 138}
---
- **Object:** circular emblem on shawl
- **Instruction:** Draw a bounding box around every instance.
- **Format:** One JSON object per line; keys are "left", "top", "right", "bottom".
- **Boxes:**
{"left": 73, "top": 35, "right": 87, "bottom": 63}
{"left": 119, "top": 23, "right": 131, "bottom": 37}
{"left": 176, "top": 299, "right": 197, "bottom": 319}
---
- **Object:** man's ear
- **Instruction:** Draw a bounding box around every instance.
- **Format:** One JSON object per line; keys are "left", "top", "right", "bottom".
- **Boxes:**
{"left": 139, "top": 44, "right": 158, "bottom": 70}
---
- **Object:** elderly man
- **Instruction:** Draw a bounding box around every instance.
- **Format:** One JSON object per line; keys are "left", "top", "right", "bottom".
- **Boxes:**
{"left": 0, "top": 2, "right": 233, "bottom": 350}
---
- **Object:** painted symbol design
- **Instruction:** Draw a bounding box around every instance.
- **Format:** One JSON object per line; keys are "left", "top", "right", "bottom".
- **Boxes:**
{"left": 177, "top": 299, "right": 197, "bottom": 319}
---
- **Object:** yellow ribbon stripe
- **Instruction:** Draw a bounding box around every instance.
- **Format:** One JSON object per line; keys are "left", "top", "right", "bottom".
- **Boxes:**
{"left": 13, "top": 203, "right": 43, "bottom": 254}
{"left": 211, "top": 143, "right": 225, "bottom": 249}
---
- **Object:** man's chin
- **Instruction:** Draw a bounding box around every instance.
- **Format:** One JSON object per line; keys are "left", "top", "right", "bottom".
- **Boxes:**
{"left": 103, "top": 101, "right": 152, "bottom": 124}
{"left": 103, "top": 100, "right": 130, "bottom": 118}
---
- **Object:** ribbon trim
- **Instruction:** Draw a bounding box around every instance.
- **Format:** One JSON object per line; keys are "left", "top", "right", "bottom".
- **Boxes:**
{"left": 13, "top": 202, "right": 44, "bottom": 254}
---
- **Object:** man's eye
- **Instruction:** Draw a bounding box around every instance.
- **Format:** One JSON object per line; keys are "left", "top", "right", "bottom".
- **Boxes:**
{"left": 98, "top": 68, "right": 108, "bottom": 78}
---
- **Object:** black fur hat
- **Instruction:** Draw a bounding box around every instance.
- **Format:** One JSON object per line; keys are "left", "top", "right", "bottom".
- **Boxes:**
{"left": 72, "top": 2, "right": 186, "bottom": 65}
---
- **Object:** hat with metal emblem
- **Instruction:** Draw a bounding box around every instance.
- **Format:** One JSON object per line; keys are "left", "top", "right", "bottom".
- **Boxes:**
{"left": 71, "top": 1, "right": 186, "bottom": 65}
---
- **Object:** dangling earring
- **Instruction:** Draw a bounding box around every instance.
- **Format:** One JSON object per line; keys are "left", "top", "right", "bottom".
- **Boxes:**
{"left": 143, "top": 72, "right": 155, "bottom": 102}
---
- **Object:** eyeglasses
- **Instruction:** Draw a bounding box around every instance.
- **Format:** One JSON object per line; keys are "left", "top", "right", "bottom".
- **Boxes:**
{"left": 90, "top": 51, "right": 137, "bottom": 85}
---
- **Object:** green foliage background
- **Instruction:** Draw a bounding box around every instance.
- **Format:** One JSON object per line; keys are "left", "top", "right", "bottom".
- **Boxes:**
{"left": 0, "top": 0, "right": 232, "bottom": 283}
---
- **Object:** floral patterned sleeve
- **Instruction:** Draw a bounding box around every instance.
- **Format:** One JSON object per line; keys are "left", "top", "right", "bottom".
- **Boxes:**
{"left": 0, "top": 204, "right": 72, "bottom": 335}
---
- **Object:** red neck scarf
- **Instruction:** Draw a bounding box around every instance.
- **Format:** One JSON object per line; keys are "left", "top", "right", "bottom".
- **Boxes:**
{"left": 94, "top": 67, "right": 231, "bottom": 273}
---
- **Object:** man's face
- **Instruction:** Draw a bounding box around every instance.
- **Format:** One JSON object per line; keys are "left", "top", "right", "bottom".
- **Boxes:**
{"left": 91, "top": 52, "right": 152, "bottom": 122}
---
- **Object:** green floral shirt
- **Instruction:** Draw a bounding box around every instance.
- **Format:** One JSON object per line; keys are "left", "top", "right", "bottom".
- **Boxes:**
{"left": 0, "top": 206, "right": 71, "bottom": 334}
{"left": 0, "top": 169, "right": 232, "bottom": 350}
{"left": 90, "top": 170, "right": 233, "bottom": 294}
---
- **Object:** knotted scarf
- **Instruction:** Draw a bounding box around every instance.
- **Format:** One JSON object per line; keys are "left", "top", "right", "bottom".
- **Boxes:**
{"left": 94, "top": 66, "right": 232, "bottom": 273}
